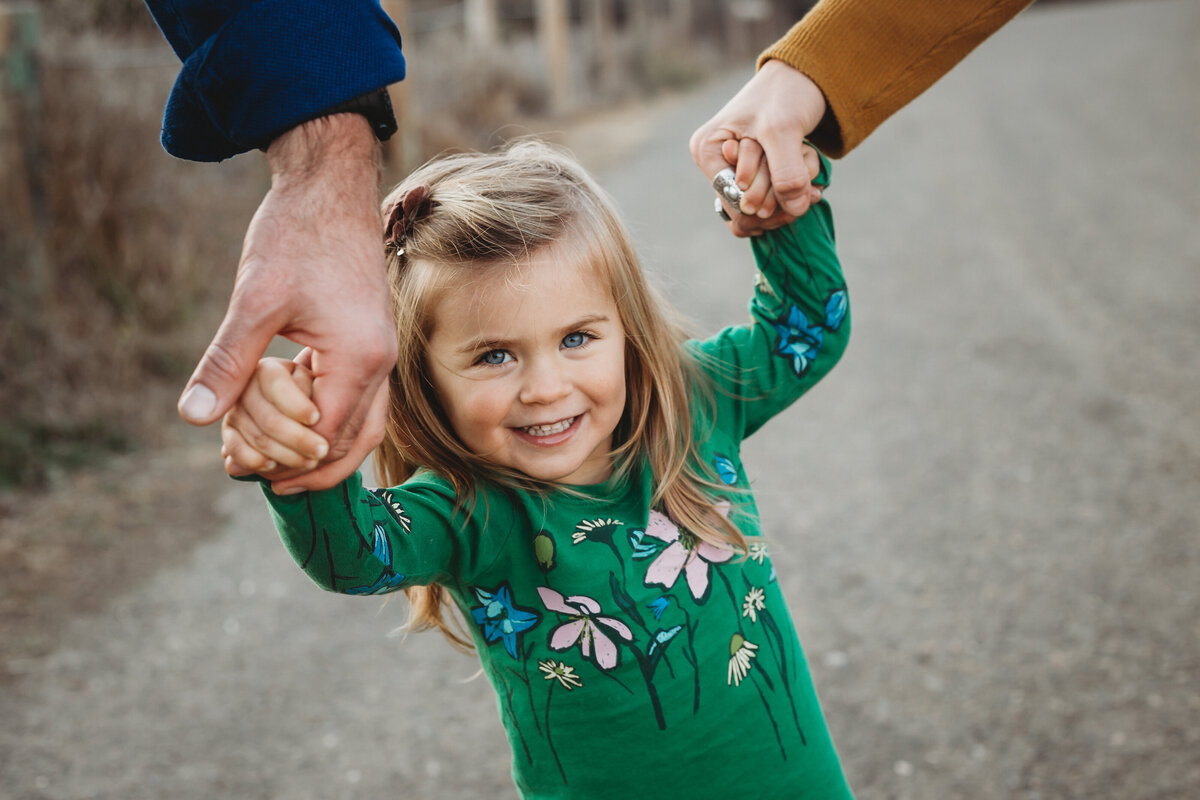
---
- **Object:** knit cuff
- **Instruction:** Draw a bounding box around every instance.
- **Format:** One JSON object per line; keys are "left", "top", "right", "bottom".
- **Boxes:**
{"left": 160, "top": 0, "right": 406, "bottom": 162}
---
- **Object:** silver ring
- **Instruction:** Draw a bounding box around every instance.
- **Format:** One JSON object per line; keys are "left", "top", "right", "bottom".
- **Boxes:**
{"left": 714, "top": 196, "right": 731, "bottom": 221}
{"left": 712, "top": 168, "right": 744, "bottom": 211}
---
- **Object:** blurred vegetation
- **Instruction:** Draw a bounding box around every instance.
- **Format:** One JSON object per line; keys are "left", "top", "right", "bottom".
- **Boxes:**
{"left": 25, "top": 0, "right": 161, "bottom": 37}
{"left": 1, "top": 0, "right": 789, "bottom": 490}
{"left": 1, "top": 19, "right": 258, "bottom": 489}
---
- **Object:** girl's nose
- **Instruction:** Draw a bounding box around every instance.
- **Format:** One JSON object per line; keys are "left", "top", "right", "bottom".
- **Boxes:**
{"left": 519, "top": 357, "right": 571, "bottom": 405}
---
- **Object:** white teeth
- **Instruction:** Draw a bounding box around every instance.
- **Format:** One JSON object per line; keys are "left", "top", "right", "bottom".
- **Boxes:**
{"left": 523, "top": 417, "right": 575, "bottom": 437}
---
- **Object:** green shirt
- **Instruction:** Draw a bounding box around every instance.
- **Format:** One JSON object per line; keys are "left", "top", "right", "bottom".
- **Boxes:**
{"left": 261, "top": 163, "right": 854, "bottom": 798}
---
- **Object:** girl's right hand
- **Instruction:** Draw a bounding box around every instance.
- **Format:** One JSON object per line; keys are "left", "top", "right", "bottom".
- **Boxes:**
{"left": 221, "top": 356, "right": 330, "bottom": 479}
{"left": 717, "top": 137, "right": 824, "bottom": 238}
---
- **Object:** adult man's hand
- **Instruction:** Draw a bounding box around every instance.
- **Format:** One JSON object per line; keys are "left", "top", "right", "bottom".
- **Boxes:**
{"left": 690, "top": 59, "right": 829, "bottom": 237}
{"left": 177, "top": 113, "right": 397, "bottom": 491}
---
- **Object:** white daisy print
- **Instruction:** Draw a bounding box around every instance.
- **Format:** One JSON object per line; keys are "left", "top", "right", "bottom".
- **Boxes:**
{"left": 741, "top": 586, "right": 766, "bottom": 623}
{"left": 727, "top": 633, "right": 759, "bottom": 686}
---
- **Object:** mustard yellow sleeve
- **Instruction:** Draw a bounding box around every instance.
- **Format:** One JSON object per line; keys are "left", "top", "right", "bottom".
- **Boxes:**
{"left": 759, "top": 0, "right": 1034, "bottom": 156}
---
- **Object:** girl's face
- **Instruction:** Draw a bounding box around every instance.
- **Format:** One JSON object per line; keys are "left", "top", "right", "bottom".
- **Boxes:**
{"left": 424, "top": 242, "right": 627, "bottom": 485}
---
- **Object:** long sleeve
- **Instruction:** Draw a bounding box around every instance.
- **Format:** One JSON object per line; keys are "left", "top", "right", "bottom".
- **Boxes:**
{"left": 696, "top": 152, "right": 848, "bottom": 442}
{"left": 145, "top": 0, "right": 406, "bottom": 161}
{"left": 759, "top": 0, "right": 1033, "bottom": 157}
{"left": 260, "top": 470, "right": 518, "bottom": 595}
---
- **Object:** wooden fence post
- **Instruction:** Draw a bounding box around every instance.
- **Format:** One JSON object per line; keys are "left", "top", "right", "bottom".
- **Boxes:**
{"left": 588, "top": 0, "right": 618, "bottom": 100}
{"left": 379, "top": 0, "right": 420, "bottom": 173}
{"left": 465, "top": 0, "right": 498, "bottom": 48}
{"left": 536, "top": 0, "right": 570, "bottom": 115}
{"left": 1, "top": 2, "right": 44, "bottom": 292}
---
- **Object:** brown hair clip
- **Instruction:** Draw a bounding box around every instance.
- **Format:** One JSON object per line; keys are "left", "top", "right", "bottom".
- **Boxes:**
{"left": 385, "top": 183, "right": 433, "bottom": 253}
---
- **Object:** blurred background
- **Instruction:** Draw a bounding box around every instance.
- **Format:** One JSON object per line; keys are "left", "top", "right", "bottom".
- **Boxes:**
{"left": 2, "top": 1, "right": 1198, "bottom": 798}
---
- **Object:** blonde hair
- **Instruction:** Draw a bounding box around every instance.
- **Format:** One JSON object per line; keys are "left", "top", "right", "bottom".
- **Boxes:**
{"left": 374, "top": 140, "right": 744, "bottom": 647}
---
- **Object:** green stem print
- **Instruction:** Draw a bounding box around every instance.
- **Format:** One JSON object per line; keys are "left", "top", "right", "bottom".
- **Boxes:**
{"left": 677, "top": 606, "right": 701, "bottom": 714}
{"left": 542, "top": 678, "right": 568, "bottom": 784}
{"left": 499, "top": 667, "right": 534, "bottom": 765}
{"left": 572, "top": 518, "right": 624, "bottom": 571}
{"left": 737, "top": 570, "right": 806, "bottom": 745}
{"left": 608, "top": 572, "right": 678, "bottom": 730}
{"left": 751, "top": 667, "right": 787, "bottom": 760}
{"left": 759, "top": 607, "right": 805, "bottom": 745}
{"left": 534, "top": 659, "right": 587, "bottom": 785}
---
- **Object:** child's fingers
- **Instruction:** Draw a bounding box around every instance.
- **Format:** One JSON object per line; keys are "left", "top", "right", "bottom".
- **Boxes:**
{"left": 218, "top": 424, "right": 257, "bottom": 478}
{"left": 257, "top": 358, "right": 320, "bottom": 425}
{"left": 221, "top": 415, "right": 278, "bottom": 475}
{"left": 239, "top": 384, "right": 328, "bottom": 466}
{"left": 291, "top": 361, "right": 315, "bottom": 398}
{"left": 293, "top": 346, "right": 315, "bottom": 370}
{"left": 746, "top": 167, "right": 778, "bottom": 219}
{"left": 225, "top": 399, "right": 323, "bottom": 470}
{"left": 800, "top": 144, "right": 824, "bottom": 207}
{"left": 732, "top": 138, "right": 765, "bottom": 214}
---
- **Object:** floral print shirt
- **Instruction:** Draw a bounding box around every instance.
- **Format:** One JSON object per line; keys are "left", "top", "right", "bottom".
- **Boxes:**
{"left": 260, "top": 158, "right": 854, "bottom": 799}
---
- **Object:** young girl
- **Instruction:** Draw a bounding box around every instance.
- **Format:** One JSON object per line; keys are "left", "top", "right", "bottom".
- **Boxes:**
{"left": 222, "top": 139, "right": 853, "bottom": 798}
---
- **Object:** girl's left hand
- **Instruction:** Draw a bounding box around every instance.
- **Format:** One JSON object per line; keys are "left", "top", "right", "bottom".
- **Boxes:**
{"left": 221, "top": 357, "right": 329, "bottom": 479}
{"left": 716, "top": 138, "right": 823, "bottom": 238}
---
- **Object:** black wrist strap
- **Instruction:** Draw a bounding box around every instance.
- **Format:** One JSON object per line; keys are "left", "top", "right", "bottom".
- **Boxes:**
{"left": 323, "top": 88, "right": 398, "bottom": 142}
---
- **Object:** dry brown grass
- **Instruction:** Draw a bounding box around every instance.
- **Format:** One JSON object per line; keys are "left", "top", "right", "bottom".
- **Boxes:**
{"left": 1, "top": 32, "right": 263, "bottom": 488}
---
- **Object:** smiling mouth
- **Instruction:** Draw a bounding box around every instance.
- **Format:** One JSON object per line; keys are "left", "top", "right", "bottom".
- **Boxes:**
{"left": 521, "top": 416, "right": 577, "bottom": 437}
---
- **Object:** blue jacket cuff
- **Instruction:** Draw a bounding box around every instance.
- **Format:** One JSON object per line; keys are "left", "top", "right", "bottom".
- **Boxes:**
{"left": 160, "top": 0, "right": 406, "bottom": 162}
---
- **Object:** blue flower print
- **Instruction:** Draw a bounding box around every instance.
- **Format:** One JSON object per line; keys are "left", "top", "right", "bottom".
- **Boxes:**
{"left": 714, "top": 455, "right": 738, "bottom": 485}
{"left": 647, "top": 625, "right": 683, "bottom": 657}
{"left": 824, "top": 290, "right": 848, "bottom": 331}
{"left": 345, "top": 523, "right": 406, "bottom": 595}
{"left": 627, "top": 528, "right": 660, "bottom": 561}
{"left": 345, "top": 572, "right": 407, "bottom": 595}
{"left": 646, "top": 596, "right": 672, "bottom": 620}
{"left": 470, "top": 583, "right": 541, "bottom": 660}
{"left": 773, "top": 304, "right": 824, "bottom": 377}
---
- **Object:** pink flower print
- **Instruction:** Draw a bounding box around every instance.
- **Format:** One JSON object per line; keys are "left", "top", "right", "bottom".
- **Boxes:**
{"left": 641, "top": 509, "right": 734, "bottom": 603}
{"left": 537, "top": 587, "right": 634, "bottom": 671}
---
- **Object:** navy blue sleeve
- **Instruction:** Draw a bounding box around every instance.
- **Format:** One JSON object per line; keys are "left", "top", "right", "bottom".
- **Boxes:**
{"left": 145, "top": 0, "right": 406, "bottom": 162}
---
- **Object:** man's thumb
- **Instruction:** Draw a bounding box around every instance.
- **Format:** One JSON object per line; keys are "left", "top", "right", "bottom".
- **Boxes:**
{"left": 178, "top": 317, "right": 275, "bottom": 425}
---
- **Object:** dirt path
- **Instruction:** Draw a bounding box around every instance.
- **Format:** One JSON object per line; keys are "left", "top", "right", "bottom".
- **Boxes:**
{"left": 3, "top": 3, "right": 1198, "bottom": 798}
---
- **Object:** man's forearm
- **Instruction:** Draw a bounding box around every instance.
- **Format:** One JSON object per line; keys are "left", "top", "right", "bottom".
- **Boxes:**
{"left": 267, "top": 114, "right": 381, "bottom": 184}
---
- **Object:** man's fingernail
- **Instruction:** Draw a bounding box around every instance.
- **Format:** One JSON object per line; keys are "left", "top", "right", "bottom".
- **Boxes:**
{"left": 179, "top": 384, "right": 216, "bottom": 421}
{"left": 314, "top": 441, "right": 329, "bottom": 459}
{"left": 275, "top": 486, "right": 306, "bottom": 496}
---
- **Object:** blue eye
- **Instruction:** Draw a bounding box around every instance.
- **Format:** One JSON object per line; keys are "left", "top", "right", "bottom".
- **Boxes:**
{"left": 562, "top": 332, "right": 589, "bottom": 349}
{"left": 480, "top": 350, "right": 512, "bottom": 365}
